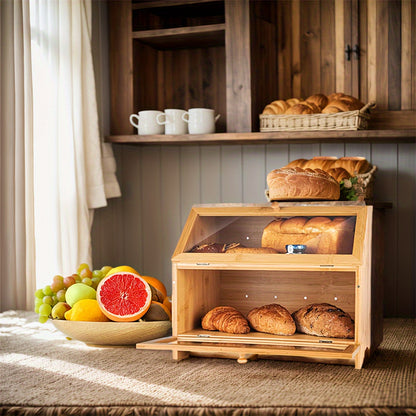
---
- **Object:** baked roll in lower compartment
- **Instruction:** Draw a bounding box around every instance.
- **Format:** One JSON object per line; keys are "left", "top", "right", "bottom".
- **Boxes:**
{"left": 292, "top": 303, "right": 354, "bottom": 338}
{"left": 247, "top": 304, "right": 296, "bottom": 335}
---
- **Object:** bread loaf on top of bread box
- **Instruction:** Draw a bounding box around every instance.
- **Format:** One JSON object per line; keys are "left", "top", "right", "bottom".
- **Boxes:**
{"left": 267, "top": 167, "right": 340, "bottom": 201}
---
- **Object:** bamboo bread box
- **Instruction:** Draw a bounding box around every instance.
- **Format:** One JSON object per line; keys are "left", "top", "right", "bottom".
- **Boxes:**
{"left": 136, "top": 203, "right": 383, "bottom": 369}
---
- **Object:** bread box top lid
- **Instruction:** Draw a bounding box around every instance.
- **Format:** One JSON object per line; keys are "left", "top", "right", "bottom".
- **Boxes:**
{"left": 172, "top": 202, "right": 372, "bottom": 267}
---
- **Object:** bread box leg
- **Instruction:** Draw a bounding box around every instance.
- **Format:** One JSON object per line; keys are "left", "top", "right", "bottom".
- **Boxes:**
{"left": 237, "top": 354, "right": 258, "bottom": 364}
{"left": 173, "top": 351, "right": 189, "bottom": 361}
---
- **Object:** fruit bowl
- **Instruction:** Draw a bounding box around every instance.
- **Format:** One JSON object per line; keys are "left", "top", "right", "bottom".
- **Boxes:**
{"left": 51, "top": 319, "right": 172, "bottom": 346}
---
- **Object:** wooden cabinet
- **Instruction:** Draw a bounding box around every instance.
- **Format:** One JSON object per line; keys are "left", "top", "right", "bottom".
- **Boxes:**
{"left": 136, "top": 203, "right": 383, "bottom": 369}
{"left": 107, "top": 0, "right": 415, "bottom": 141}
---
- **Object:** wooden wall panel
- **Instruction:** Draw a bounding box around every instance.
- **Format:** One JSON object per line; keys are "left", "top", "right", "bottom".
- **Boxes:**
{"left": 220, "top": 146, "right": 243, "bottom": 202}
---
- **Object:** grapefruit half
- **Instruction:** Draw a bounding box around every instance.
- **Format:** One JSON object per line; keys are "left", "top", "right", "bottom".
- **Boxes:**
{"left": 96, "top": 272, "right": 152, "bottom": 322}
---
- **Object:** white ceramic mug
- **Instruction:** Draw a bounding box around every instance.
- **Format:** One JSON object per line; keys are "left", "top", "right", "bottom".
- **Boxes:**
{"left": 182, "top": 108, "right": 220, "bottom": 134}
{"left": 156, "top": 109, "right": 188, "bottom": 135}
{"left": 129, "top": 110, "right": 164, "bottom": 135}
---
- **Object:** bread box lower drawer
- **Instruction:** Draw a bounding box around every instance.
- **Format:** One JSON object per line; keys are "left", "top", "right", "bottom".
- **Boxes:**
{"left": 138, "top": 267, "right": 367, "bottom": 368}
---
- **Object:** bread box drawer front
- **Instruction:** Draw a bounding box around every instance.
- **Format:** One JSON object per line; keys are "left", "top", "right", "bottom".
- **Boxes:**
{"left": 136, "top": 336, "right": 361, "bottom": 365}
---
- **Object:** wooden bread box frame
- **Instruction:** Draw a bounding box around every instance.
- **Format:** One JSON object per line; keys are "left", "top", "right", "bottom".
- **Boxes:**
{"left": 137, "top": 202, "right": 384, "bottom": 369}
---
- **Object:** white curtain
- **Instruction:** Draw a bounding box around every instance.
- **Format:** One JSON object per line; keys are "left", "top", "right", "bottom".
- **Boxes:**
{"left": 0, "top": 0, "right": 120, "bottom": 311}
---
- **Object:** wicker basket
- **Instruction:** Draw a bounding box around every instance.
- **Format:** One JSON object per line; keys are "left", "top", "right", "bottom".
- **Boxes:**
{"left": 265, "top": 164, "right": 377, "bottom": 202}
{"left": 259, "top": 102, "right": 376, "bottom": 132}
{"left": 341, "top": 165, "right": 377, "bottom": 201}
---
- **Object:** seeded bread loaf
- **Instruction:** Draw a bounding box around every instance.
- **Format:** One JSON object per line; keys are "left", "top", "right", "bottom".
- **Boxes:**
{"left": 292, "top": 303, "right": 354, "bottom": 338}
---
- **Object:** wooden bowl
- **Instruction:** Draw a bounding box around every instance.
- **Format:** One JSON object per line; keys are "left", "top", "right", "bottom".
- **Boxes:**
{"left": 52, "top": 319, "right": 171, "bottom": 346}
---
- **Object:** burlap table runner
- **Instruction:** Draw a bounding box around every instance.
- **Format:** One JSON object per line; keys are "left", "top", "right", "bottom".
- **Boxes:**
{"left": 1, "top": 311, "right": 415, "bottom": 415}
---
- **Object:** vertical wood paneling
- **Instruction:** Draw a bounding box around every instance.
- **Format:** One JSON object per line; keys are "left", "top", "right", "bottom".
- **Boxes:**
{"left": 180, "top": 146, "right": 201, "bottom": 228}
{"left": 371, "top": 143, "right": 399, "bottom": 316}
{"left": 343, "top": 0, "right": 352, "bottom": 95}
{"left": 335, "top": 0, "right": 345, "bottom": 93}
{"left": 300, "top": 1, "right": 321, "bottom": 98}
{"left": 220, "top": 146, "right": 243, "bottom": 202}
{"left": 160, "top": 146, "right": 181, "bottom": 291}
{"left": 225, "top": 0, "right": 251, "bottom": 132}
{"left": 367, "top": 0, "right": 377, "bottom": 104}
{"left": 291, "top": 0, "right": 301, "bottom": 98}
{"left": 119, "top": 145, "right": 143, "bottom": 271}
{"left": 388, "top": 1, "right": 402, "bottom": 110}
{"left": 277, "top": 1, "right": 293, "bottom": 99}
{"left": 265, "top": 144, "right": 290, "bottom": 174}
{"left": 201, "top": 146, "right": 221, "bottom": 203}
{"left": 345, "top": 143, "right": 371, "bottom": 161}
{"left": 375, "top": 1, "right": 389, "bottom": 109}
{"left": 289, "top": 143, "right": 321, "bottom": 161}
{"left": 359, "top": 0, "right": 368, "bottom": 103}
{"left": 108, "top": 0, "right": 132, "bottom": 134}
{"left": 401, "top": 0, "right": 412, "bottom": 109}
{"left": 396, "top": 143, "right": 416, "bottom": 316}
{"left": 242, "top": 145, "right": 266, "bottom": 203}
{"left": 320, "top": 0, "right": 336, "bottom": 95}
{"left": 141, "top": 147, "right": 163, "bottom": 277}
{"left": 320, "top": 143, "right": 345, "bottom": 157}
{"left": 351, "top": 0, "right": 360, "bottom": 98}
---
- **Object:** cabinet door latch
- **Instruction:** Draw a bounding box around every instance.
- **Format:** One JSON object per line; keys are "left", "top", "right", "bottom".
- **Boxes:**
{"left": 345, "top": 44, "right": 360, "bottom": 61}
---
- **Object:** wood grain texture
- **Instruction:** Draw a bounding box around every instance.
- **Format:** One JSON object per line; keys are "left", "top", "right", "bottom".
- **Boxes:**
{"left": 225, "top": 0, "right": 251, "bottom": 132}
{"left": 108, "top": 0, "right": 133, "bottom": 134}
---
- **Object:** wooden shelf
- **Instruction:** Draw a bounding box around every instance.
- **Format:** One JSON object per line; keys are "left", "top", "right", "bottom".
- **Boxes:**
{"left": 132, "top": 24, "right": 225, "bottom": 49}
{"left": 106, "top": 129, "right": 416, "bottom": 146}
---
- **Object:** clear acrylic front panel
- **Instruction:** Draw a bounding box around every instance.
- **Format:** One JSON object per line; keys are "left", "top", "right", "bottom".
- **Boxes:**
{"left": 186, "top": 215, "right": 357, "bottom": 255}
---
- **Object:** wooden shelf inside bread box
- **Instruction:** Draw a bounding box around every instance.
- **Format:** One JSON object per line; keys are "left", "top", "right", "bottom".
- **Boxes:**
{"left": 136, "top": 202, "right": 385, "bottom": 369}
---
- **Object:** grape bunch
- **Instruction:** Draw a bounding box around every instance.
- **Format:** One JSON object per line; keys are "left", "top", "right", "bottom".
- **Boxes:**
{"left": 34, "top": 263, "right": 112, "bottom": 323}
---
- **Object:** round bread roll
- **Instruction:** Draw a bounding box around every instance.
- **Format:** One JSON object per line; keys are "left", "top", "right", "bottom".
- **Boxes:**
{"left": 285, "top": 97, "right": 302, "bottom": 107}
{"left": 248, "top": 304, "right": 296, "bottom": 336}
{"left": 285, "top": 158, "right": 308, "bottom": 169}
{"left": 262, "top": 100, "right": 290, "bottom": 115}
{"left": 303, "top": 156, "right": 338, "bottom": 172}
{"left": 327, "top": 92, "right": 346, "bottom": 102}
{"left": 327, "top": 167, "right": 351, "bottom": 182}
{"left": 284, "top": 103, "right": 314, "bottom": 115}
{"left": 226, "top": 246, "right": 278, "bottom": 254}
{"left": 267, "top": 167, "right": 340, "bottom": 201}
{"left": 299, "top": 101, "right": 320, "bottom": 113}
{"left": 333, "top": 156, "right": 371, "bottom": 175}
{"left": 305, "top": 93, "right": 329, "bottom": 111}
{"left": 322, "top": 100, "right": 354, "bottom": 113}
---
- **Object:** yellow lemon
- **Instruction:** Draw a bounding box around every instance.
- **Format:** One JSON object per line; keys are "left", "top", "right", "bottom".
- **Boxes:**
{"left": 105, "top": 265, "right": 139, "bottom": 277}
{"left": 64, "top": 299, "right": 110, "bottom": 322}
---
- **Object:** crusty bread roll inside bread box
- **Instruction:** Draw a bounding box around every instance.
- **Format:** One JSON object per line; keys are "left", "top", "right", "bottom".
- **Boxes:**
{"left": 261, "top": 216, "right": 356, "bottom": 254}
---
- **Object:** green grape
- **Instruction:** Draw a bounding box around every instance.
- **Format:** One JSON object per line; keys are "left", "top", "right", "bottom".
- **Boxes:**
{"left": 38, "top": 303, "right": 52, "bottom": 317}
{"left": 91, "top": 277, "right": 100, "bottom": 289}
{"left": 52, "top": 295, "right": 58, "bottom": 304}
{"left": 39, "top": 315, "right": 49, "bottom": 323}
{"left": 101, "top": 265, "right": 112, "bottom": 276}
{"left": 51, "top": 275, "right": 65, "bottom": 292}
{"left": 51, "top": 302, "right": 71, "bottom": 319}
{"left": 73, "top": 273, "right": 82, "bottom": 283}
{"left": 77, "top": 263, "right": 90, "bottom": 274}
{"left": 35, "top": 298, "right": 43, "bottom": 307}
{"left": 92, "top": 269, "right": 103, "bottom": 279}
{"left": 43, "top": 285, "right": 53, "bottom": 296}
{"left": 35, "top": 304, "right": 40, "bottom": 313}
{"left": 43, "top": 295, "right": 54, "bottom": 306}
{"left": 82, "top": 277, "right": 92, "bottom": 286}
{"left": 56, "top": 289, "right": 66, "bottom": 302}
{"left": 35, "top": 288, "right": 44, "bottom": 299}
